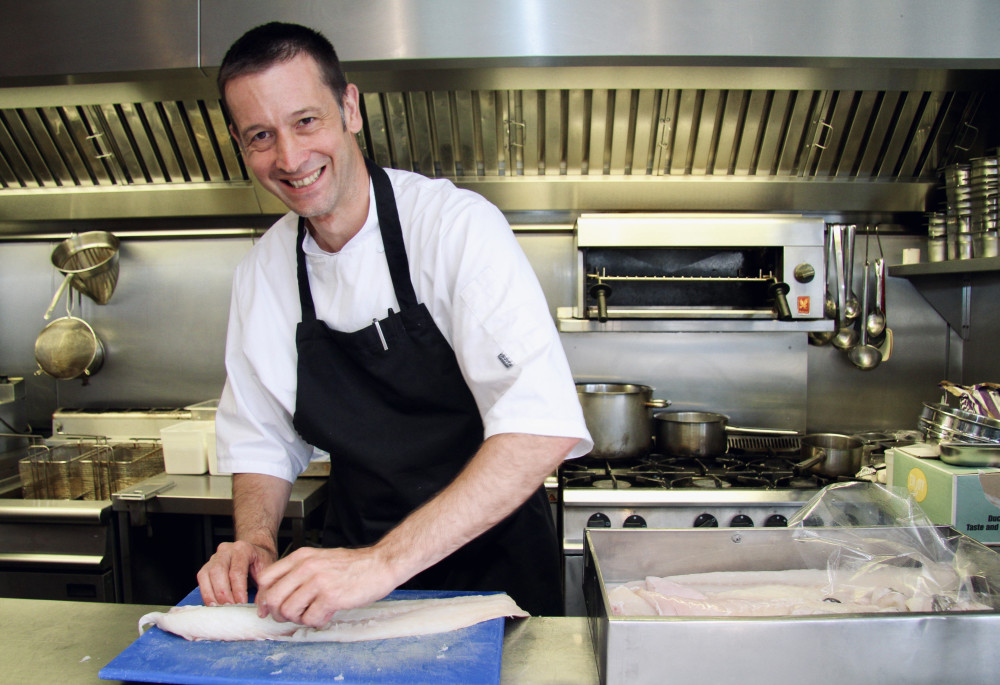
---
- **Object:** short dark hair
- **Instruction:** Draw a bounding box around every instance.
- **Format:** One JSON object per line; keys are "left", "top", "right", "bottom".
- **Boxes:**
{"left": 217, "top": 22, "right": 349, "bottom": 114}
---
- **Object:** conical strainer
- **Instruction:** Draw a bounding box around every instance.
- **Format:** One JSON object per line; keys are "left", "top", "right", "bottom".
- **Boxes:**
{"left": 50, "top": 231, "right": 120, "bottom": 305}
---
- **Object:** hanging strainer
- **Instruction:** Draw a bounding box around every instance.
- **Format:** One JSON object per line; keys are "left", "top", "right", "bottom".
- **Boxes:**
{"left": 34, "top": 315, "right": 105, "bottom": 381}
{"left": 50, "top": 231, "right": 120, "bottom": 305}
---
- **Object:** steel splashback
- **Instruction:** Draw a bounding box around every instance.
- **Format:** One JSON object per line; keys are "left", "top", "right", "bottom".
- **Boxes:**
{"left": 2, "top": 0, "right": 1000, "bottom": 226}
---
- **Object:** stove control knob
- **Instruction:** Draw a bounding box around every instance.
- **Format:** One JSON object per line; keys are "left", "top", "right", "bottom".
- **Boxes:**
{"left": 623, "top": 514, "right": 647, "bottom": 528}
{"left": 586, "top": 513, "right": 612, "bottom": 528}
{"left": 730, "top": 514, "right": 754, "bottom": 527}
{"left": 764, "top": 514, "right": 788, "bottom": 527}
{"left": 794, "top": 263, "right": 816, "bottom": 283}
{"left": 694, "top": 513, "right": 718, "bottom": 528}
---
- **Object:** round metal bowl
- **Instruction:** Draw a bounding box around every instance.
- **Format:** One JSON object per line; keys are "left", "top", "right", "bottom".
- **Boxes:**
{"left": 919, "top": 402, "right": 1000, "bottom": 443}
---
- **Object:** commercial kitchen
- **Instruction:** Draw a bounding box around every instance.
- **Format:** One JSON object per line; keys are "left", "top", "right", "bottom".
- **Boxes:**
{"left": 2, "top": 1, "right": 1000, "bottom": 683}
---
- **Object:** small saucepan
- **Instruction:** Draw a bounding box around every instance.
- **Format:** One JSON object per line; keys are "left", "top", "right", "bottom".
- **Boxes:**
{"left": 796, "top": 433, "right": 865, "bottom": 478}
{"left": 654, "top": 411, "right": 798, "bottom": 458}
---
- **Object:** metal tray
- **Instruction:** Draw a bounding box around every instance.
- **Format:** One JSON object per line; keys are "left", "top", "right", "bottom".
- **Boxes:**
{"left": 584, "top": 527, "right": 1000, "bottom": 685}
{"left": 939, "top": 442, "right": 1000, "bottom": 467}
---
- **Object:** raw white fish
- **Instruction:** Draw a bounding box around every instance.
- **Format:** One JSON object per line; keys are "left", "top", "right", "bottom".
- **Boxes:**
{"left": 608, "top": 568, "right": 991, "bottom": 617}
{"left": 139, "top": 593, "right": 528, "bottom": 642}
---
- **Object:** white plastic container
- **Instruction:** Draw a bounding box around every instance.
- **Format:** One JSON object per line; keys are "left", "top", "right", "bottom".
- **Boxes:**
{"left": 160, "top": 421, "right": 213, "bottom": 474}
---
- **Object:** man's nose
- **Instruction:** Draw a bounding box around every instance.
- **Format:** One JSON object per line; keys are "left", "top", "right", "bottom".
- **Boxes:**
{"left": 274, "top": 134, "right": 307, "bottom": 172}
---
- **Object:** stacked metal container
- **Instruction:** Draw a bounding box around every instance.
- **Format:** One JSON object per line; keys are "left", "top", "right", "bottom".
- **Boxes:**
{"left": 935, "top": 155, "right": 1000, "bottom": 261}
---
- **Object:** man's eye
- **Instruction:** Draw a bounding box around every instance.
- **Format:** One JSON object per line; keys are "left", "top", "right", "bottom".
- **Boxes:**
{"left": 246, "top": 131, "right": 271, "bottom": 146}
{"left": 299, "top": 117, "right": 316, "bottom": 127}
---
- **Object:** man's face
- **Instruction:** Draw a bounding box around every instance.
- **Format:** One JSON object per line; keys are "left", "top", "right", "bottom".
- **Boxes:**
{"left": 225, "top": 53, "right": 365, "bottom": 221}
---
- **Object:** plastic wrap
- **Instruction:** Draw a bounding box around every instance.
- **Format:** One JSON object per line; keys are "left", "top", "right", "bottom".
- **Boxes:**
{"left": 608, "top": 482, "right": 1000, "bottom": 617}
{"left": 783, "top": 482, "right": 1000, "bottom": 613}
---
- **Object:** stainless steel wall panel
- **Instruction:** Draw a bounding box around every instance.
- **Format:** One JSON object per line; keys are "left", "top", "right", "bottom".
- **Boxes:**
{"left": 198, "top": 1, "right": 1000, "bottom": 66}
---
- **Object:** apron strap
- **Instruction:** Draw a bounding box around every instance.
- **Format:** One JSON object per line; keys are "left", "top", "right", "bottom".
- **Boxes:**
{"left": 364, "top": 158, "right": 419, "bottom": 311}
{"left": 295, "top": 216, "right": 317, "bottom": 322}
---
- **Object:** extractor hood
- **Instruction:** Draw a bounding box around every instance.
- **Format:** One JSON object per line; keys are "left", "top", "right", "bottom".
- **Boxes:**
{"left": 2, "top": 0, "right": 1000, "bottom": 226}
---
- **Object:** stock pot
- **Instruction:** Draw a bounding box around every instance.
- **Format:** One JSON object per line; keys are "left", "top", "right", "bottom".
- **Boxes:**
{"left": 576, "top": 383, "right": 670, "bottom": 460}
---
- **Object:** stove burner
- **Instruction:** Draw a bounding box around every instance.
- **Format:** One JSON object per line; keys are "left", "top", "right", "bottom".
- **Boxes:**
{"left": 592, "top": 478, "right": 630, "bottom": 489}
{"left": 671, "top": 475, "right": 732, "bottom": 489}
{"left": 561, "top": 447, "right": 840, "bottom": 492}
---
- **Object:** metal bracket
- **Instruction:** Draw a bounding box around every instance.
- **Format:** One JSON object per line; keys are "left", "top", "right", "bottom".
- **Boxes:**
{"left": 115, "top": 479, "right": 175, "bottom": 526}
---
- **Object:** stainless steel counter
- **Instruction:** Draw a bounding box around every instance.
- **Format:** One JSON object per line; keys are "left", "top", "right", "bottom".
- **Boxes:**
{"left": 0, "top": 597, "right": 599, "bottom": 685}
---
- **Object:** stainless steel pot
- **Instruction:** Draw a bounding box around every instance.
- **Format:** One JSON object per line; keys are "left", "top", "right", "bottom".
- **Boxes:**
{"left": 796, "top": 433, "right": 864, "bottom": 477}
{"left": 654, "top": 411, "right": 729, "bottom": 457}
{"left": 653, "top": 411, "right": 800, "bottom": 458}
{"left": 576, "top": 383, "right": 670, "bottom": 460}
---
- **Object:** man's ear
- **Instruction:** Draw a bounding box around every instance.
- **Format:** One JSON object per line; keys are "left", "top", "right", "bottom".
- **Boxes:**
{"left": 341, "top": 83, "right": 364, "bottom": 135}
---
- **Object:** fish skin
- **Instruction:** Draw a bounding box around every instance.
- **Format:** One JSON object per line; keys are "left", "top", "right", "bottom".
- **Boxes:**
{"left": 139, "top": 594, "right": 529, "bottom": 642}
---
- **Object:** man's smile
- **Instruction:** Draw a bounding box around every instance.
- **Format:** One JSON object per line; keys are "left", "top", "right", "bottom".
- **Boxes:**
{"left": 285, "top": 167, "right": 324, "bottom": 189}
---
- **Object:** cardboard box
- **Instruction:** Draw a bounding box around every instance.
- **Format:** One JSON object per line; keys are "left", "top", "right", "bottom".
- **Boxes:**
{"left": 891, "top": 445, "right": 1000, "bottom": 545}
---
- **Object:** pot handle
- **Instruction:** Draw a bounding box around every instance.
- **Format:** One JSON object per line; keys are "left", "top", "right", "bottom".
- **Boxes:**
{"left": 646, "top": 399, "right": 671, "bottom": 409}
{"left": 43, "top": 273, "right": 75, "bottom": 320}
{"left": 796, "top": 448, "right": 826, "bottom": 470}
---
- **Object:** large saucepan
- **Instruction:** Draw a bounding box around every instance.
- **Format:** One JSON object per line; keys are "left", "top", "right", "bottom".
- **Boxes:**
{"left": 653, "top": 411, "right": 799, "bottom": 457}
{"left": 577, "top": 383, "right": 670, "bottom": 459}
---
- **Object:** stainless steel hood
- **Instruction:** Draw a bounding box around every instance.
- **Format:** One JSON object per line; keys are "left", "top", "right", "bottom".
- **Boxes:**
{"left": 2, "top": 0, "right": 1000, "bottom": 226}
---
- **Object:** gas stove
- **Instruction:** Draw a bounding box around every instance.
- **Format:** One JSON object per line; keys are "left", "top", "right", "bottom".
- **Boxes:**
{"left": 560, "top": 446, "right": 828, "bottom": 550}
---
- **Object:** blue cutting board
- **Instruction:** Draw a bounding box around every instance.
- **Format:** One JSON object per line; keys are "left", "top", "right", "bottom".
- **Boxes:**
{"left": 99, "top": 589, "right": 506, "bottom": 685}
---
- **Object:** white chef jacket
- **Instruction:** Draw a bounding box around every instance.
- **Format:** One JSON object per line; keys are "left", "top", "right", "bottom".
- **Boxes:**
{"left": 216, "top": 168, "right": 592, "bottom": 482}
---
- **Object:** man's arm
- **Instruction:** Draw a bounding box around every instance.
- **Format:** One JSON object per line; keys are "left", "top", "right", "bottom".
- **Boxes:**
{"left": 254, "top": 432, "right": 577, "bottom": 626}
{"left": 197, "top": 472, "right": 293, "bottom": 605}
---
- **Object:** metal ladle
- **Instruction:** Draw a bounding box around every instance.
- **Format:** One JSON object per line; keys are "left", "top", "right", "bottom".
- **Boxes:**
{"left": 841, "top": 225, "right": 860, "bottom": 322}
{"left": 849, "top": 256, "right": 881, "bottom": 370}
{"left": 831, "top": 226, "right": 859, "bottom": 350}
{"left": 866, "top": 258, "right": 886, "bottom": 340}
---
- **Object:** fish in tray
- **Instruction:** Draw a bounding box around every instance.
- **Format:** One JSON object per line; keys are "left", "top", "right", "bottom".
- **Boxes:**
{"left": 140, "top": 593, "right": 528, "bottom": 642}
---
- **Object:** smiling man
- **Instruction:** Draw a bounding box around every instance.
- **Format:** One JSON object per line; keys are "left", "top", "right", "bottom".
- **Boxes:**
{"left": 196, "top": 22, "right": 591, "bottom": 626}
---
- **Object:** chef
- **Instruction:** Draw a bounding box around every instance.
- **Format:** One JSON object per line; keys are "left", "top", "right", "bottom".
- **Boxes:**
{"left": 196, "top": 21, "right": 592, "bottom": 626}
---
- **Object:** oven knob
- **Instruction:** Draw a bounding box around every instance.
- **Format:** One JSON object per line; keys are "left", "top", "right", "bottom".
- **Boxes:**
{"left": 794, "top": 263, "right": 816, "bottom": 283}
{"left": 694, "top": 513, "right": 718, "bottom": 528}
{"left": 623, "top": 514, "right": 647, "bottom": 528}
{"left": 764, "top": 514, "right": 788, "bottom": 527}
{"left": 586, "top": 513, "right": 612, "bottom": 528}
{"left": 730, "top": 514, "right": 754, "bottom": 527}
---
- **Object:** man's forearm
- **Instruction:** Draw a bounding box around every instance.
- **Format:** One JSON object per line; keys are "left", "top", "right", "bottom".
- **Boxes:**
{"left": 372, "top": 433, "right": 578, "bottom": 588}
{"left": 232, "top": 472, "right": 294, "bottom": 557}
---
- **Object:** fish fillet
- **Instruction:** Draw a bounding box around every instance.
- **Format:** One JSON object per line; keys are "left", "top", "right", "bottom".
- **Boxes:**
{"left": 139, "top": 593, "right": 528, "bottom": 642}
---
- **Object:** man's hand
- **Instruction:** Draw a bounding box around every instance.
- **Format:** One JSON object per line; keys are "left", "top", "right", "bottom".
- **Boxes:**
{"left": 197, "top": 539, "right": 278, "bottom": 605}
{"left": 254, "top": 546, "right": 398, "bottom": 627}
{"left": 196, "top": 472, "right": 293, "bottom": 606}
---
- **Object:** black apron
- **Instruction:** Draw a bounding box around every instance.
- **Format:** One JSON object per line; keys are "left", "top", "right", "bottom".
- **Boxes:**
{"left": 290, "top": 158, "right": 562, "bottom": 616}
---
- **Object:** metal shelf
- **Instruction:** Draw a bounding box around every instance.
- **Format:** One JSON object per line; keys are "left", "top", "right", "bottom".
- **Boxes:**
{"left": 889, "top": 257, "right": 1000, "bottom": 277}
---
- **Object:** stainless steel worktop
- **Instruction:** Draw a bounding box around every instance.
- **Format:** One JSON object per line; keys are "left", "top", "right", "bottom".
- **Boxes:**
{"left": 0, "top": 597, "right": 599, "bottom": 685}
{"left": 111, "top": 473, "right": 327, "bottom": 518}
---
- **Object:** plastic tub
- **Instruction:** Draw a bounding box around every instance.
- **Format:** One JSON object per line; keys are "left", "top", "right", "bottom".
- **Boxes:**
{"left": 160, "top": 421, "right": 212, "bottom": 474}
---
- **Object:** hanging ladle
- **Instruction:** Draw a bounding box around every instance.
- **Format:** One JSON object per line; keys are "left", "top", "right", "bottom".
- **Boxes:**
{"left": 866, "top": 258, "right": 886, "bottom": 341}
{"left": 848, "top": 246, "right": 882, "bottom": 370}
{"left": 831, "top": 226, "right": 859, "bottom": 350}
